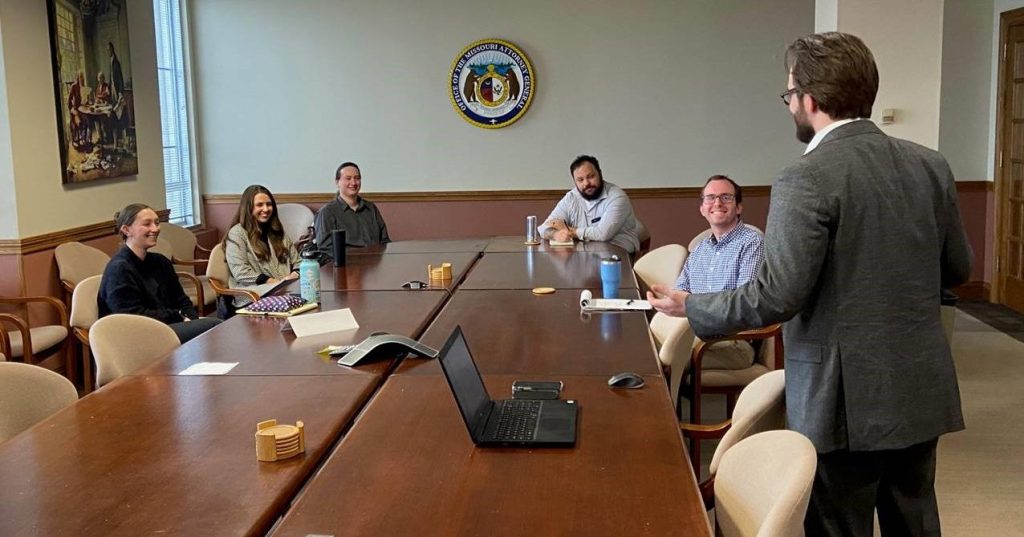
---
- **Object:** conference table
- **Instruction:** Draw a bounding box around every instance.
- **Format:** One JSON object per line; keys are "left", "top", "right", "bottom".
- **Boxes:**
{"left": 0, "top": 237, "right": 710, "bottom": 537}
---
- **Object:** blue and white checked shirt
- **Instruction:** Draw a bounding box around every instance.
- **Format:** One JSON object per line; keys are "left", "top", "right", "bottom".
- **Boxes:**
{"left": 674, "top": 222, "right": 764, "bottom": 293}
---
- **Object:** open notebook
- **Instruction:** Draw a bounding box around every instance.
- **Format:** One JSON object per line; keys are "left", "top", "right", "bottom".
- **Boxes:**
{"left": 579, "top": 290, "right": 651, "bottom": 312}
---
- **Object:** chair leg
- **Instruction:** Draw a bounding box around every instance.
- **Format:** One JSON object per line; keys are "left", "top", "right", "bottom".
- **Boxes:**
{"left": 688, "top": 434, "right": 702, "bottom": 479}
{"left": 65, "top": 341, "right": 77, "bottom": 386}
{"left": 725, "top": 392, "right": 738, "bottom": 419}
{"left": 82, "top": 343, "right": 94, "bottom": 394}
{"left": 690, "top": 390, "right": 702, "bottom": 425}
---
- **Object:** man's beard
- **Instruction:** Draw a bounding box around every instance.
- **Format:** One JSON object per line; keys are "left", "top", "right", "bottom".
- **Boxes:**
{"left": 579, "top": 181, "right": 604, "bottom": 201}
{"left": 793, "top": 105, "right": 815, "bottom": 144}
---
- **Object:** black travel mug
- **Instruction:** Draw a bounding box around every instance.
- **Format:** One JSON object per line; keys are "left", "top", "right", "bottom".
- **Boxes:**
{"left": 332, "top": 229, "right": 346, "bottom": 266}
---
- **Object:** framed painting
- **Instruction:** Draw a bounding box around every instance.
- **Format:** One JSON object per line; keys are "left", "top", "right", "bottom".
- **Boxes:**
{"left": 47, "top": 0, "right": 138, "bottom": 184}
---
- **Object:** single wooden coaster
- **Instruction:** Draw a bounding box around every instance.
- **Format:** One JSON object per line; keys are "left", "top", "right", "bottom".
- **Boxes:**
{"left": 531, "top": 287, "right": 556, "bottom": 295}
{"left": 523, "top": 240, "right": 541, "bottom": 246}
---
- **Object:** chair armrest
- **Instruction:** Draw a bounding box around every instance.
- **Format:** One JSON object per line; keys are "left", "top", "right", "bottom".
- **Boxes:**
{"left": 0, "top": 295, "right": 69, "bottom": 328}
{"left": 0, "top": 312, "right": 32, "bottom": 363}
{"left": 170, "top": 256, "right": 208, "bottom": 267}
{"left": 690, "top": 323, "right": 783, "bottom": 371}
{"left": 680, "top": 419, "right": 732, "bottom": 440}
{"left": 194, "top": 243, "right": 212, "bottom": 255}
{"left": 175, "top": 272, "right": 205, "bottom": 309}
{"left": 208, "top": 277, "right": 260, "bottom": 303}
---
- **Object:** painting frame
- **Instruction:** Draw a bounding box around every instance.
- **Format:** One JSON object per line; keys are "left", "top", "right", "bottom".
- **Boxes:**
{"left": 47, "top": 0, "right": 139, "bottom": 185}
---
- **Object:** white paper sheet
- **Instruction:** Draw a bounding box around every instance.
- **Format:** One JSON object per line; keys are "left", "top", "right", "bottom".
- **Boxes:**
{"left": 178, "top": 362, "right": 239, "bottom": 375}
{"left": 287, "top": 308, "right": 360, "bottom": 338}
{"left": 579, "top": 290, "right": 652, "bottom": 311}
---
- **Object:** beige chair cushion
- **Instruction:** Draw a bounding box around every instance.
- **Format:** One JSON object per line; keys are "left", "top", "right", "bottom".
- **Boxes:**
{"left": 702, "top": 364, "right": 771, "bottom": 388}
{"left": 650, "top": 312, "right": 695, "bottom": 408}
{"left": 634, "top": 243, "right": 688, "bottom": 289}
{"left": 54, "top": 242, "right": 110, "bottom": 288}
{"left": 90, "top": 314, "right": 180, "bottom": 388}
{"left": 0, "top": 362, "right": 78, "bottom": 442}
{"left": 70, "top": 275, "right": 102, "bottom": 330}
{"left": 5, "top": 325, "right": 69, "bottom": 358}
{"left": 181, "top": 277, "right": 217, "bottom": 306}
{"left": 206, "top": 243, "right": 230, "bottom": 283}
{"left": 715, "top": 430, "right": 816, "bottom": 537}
{"left": 159, "top": 223, "right": 200, "bottom": 267}
{"left": 277, "top": 203, "right": 315, "bottom": 243}
{"left": 709, "top": 370, "right": 786, "bottom": 475}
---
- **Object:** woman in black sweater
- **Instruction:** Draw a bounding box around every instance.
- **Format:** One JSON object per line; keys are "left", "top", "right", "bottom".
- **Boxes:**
{"left": 97, "top": 203, "right": 221, "bottom": 343}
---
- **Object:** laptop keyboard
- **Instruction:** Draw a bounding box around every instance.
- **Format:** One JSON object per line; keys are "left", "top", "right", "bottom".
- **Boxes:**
{"left": 494, "top": 400, "right": 542, "bottom": 441}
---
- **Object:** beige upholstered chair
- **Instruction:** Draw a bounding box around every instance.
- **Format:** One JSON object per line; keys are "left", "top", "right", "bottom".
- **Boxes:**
{"left": 650, "top": 312, "right": 695, "bottom": 411}
{"left": 154, "top": 231, "right": 215, "bottom": 313}
{"left": 0, "top": 362, "right": 78, "bottom": 443}
{"left": 0, "top": 295, "right": 70, "bottom": 375}
{"left": 634, "top": 244, "right": 688, "bottom": 292}
{"left": 90, "top": 314, "right": 180, "bottom": 388}
{"left": 54, "top": 241, "right": 110, "bottom": 307}
{"left": 69, "top": 275, "right": 103, "bottom": 393}
{"left": 277, "top": 203, "right": 315, "bottom": 243}
{"left": 681, "top": 370, "right": 787, "bottom": 493}
{"left": 715, "top": 430, "right": 816, "bottom": 537}
{"left": 205, "top": 243, "right": 260, "bottom": 304}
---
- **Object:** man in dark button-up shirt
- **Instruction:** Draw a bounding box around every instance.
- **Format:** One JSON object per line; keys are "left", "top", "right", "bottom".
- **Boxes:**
{"left": 314, "top": 161, "right": 391, "bottom": 259}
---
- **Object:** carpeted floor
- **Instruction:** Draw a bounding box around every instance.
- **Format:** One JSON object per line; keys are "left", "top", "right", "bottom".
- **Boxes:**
{"left": 687, "top": 307, "right": 1024, "bottom": 536}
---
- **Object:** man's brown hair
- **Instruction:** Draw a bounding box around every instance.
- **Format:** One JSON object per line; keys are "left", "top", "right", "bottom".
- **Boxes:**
{"left": 785, "top": 32, "right": 878, "bottom": 120}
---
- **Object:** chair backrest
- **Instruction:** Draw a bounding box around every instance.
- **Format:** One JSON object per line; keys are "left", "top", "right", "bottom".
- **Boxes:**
{"left": 54, "top": 242, "right": 110, "bottom": 288}
{"left": 159, "top": 222, "right": 199, "bottom": 259}
{"left": 687, "top": 223, "right": 763, "bottom": 253}
{"left": 69, "top": 275, "right": 103, "bottom": 331}
{"left": 715, "top": 430, "right": 816, "bottom": 537}
{"left": 90, "top": 314, "right": 180, "bottom": 387}
{"left": 0, "top": 362, "right": 78, "bottom": 442}
{"left": 277, "top": 203, "right": 315, "bottom": 243}
{"left": 709, "top": 370, "right": 786, "bottom": 476}
{"left": 634, "top": 244, "right": 688, "bottom": 290}
{"left": 206, "top": 243, "right": 230, "bottom": 285}
{"left": 649, "top": 312, "right": 695, "bottom": 408}
{"left": 151, "top": 237, "right": 175, "bottom": 259}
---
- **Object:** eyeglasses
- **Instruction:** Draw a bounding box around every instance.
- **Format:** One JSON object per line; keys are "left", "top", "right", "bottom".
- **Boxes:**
{"left": 780, "top": 88, "right": 799, "bottom": 105}
{"left": 701, "top": 194, "right": 736, "bottom": 205}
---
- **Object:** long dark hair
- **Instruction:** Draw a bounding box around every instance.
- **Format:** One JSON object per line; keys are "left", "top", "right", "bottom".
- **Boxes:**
{"left": 226, "top": 185, "right": 289, "bottom": 263}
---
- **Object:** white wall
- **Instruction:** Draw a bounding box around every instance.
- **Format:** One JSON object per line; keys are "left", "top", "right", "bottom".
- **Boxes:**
{"left": 191, "top": 0, "right": 814, "bottom": 195}
{"left": 940, "top": 0, "right": 994, "bottom": 181}
{"left": 815, "top": 0, "right": 838, "bottom": 31}
{"left": 0, "top": 0, "right": 165, "bottom": 239}
{"left": 837, "top": 0, "right": 944, "bottom": 149}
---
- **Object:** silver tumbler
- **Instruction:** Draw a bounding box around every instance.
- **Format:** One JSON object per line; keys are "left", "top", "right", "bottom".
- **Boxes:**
{"left": 526, "top": 215, "right": 538, "bottom": 242}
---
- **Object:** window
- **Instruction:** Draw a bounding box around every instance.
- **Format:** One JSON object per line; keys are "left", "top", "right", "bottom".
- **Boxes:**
{"left": 153, "top": 0, "right": 195, "bottom": 225}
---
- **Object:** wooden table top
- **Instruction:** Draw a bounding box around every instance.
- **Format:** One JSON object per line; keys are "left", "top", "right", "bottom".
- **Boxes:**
{"left": 460, "top": 251, "right": 638, "bottom": 291}
{"left": 137, "top": 290, "right": 449, "bottom": 376}
{"left": 485, "top": 235, "right": 629, "bottom": 255}
{"left": 270, "top": 374, "right": 710, "bottom": 537}
{"left": 346, "top": 238, "right": 491, "bottom": 255}
{"left": 397, "top": 289, "right": 661, "bottom": 377}
{"left": 280, "top": 251, "right": 480, "bottom": 292}
{"left": 0, "top": 374, "right": 378, "bottom": 537}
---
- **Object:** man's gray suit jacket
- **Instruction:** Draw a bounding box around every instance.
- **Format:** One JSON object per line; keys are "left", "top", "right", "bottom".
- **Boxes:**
{"left": 686, "top": 121, "right": 972, "bottom": 453}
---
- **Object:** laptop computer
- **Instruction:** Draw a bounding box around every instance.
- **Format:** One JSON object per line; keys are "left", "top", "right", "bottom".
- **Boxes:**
{"left": 438, "top": 326, "right": 578, "bottom": 447}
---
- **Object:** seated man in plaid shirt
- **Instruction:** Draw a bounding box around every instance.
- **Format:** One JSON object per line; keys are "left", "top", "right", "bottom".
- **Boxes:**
{"left": 675, "top": 175, "right": 764, "bottom": 369}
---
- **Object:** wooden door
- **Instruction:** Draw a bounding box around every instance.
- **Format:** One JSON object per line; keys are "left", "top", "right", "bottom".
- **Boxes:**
{"left": 996, "top": 9, "right": 1024, "bottom": 313}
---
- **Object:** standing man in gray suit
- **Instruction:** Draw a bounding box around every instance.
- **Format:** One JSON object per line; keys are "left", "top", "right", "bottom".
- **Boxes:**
{"left": 649, "top": 32, "right": 971, "bottom": 536}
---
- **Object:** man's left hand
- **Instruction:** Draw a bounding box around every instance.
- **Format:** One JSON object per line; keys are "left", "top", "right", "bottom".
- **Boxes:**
{"left": 647, "top": 284, "right": 689, "bottom": 317}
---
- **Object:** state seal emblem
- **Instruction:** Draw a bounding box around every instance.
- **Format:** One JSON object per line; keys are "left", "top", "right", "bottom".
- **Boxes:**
{"left": 449, "top": 39, "right": 535, "bottom": 129}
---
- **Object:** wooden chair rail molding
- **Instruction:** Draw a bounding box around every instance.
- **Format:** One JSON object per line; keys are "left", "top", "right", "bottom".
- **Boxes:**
{"left": 204, "top": 180, "right": 990, "bottom": 204}
{"left": 0, "top": 209, "right": 172, "bottom": 255}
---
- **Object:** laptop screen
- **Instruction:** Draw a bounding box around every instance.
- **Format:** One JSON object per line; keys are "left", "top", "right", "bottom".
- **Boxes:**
{"left": 438, "top": 326, "right": 492, "bottom": 437}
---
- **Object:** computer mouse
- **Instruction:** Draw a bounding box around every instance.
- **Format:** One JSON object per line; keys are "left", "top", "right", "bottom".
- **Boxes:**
{"left": 608, "top": 372, "right": 645, "bottom": 389}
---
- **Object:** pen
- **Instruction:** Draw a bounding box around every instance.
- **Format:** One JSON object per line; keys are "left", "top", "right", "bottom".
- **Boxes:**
{"left": 625, "top": 300, "right": 634, "bottom": 305}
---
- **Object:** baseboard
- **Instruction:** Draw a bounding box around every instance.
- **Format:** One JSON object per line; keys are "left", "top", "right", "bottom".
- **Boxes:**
{"left": 954, "top": 281, "right": 990, "bottom": 301}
